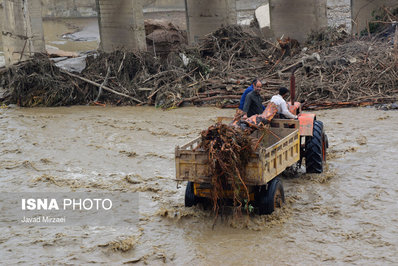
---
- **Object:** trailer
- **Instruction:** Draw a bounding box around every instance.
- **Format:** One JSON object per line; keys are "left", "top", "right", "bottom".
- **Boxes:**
{"left": 175, "top": 118, "right": 303, "bottom": 214}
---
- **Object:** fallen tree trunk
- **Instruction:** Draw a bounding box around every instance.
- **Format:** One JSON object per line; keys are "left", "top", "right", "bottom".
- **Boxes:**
{"left": 61, "top": 70, "right": 143, "bottom": 104}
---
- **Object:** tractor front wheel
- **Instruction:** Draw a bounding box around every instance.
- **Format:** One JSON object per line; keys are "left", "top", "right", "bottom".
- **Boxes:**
{"left": 305, "top": 120, "right": 327, "bottom": 173}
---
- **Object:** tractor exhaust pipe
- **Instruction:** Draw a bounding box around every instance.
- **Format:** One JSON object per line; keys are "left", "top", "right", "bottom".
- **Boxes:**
{"left": 290, "top": 71, "right": 295, "bottom": 106}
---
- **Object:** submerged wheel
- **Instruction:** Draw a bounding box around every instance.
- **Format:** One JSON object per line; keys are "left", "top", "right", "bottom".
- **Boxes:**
{"left": 305, "top": 120, "right": 327, "bottom": 173}
{"left": 256, "top": 177, "right": 285, "bottom": 215}
{"left": 185, "top": 181, "right": 198, "bottom": 207}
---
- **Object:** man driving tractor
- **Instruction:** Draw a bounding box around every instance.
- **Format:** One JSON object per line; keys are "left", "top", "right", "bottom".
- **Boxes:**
{"left": 269, "top": 87, "right": 298, "bottom": 119}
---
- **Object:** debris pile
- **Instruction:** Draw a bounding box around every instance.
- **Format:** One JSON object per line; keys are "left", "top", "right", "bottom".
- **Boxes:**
{"left": 1, "top": 9, "right": 398, "bottom": 109}
{"left": 0, "top": 56, "right": 81, "bottom": 107}
{"left": 145, "top": 19, "right": 187, "bottom": 57}
{"left": 357, "top": 6, "right": 398, "bottom": 39}
{"left": 83, "top": 51, "right": 162, "bottom": 105}
{"left": 199, "top": 25, "right": 270, "bottom": 60}
{"left": 306, "top": 26, "right": 349, "bottom": 49}
{"left": 199, "top": 123, "right": 253, "bottom": 215}
{"left": 0, "top": 51, "right": 191, "bottom": 108}
{"left": 275, "top": 39, "right": 398, "bottom": 109}
{"left": 196, "top": 25, "right": 283, "bottom": 77}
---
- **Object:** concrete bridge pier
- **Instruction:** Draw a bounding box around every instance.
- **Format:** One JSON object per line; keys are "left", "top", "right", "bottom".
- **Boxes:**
{"left": 185, "top": 0, "right": 237, "bottom": 43}
{"left": 268, "top": 0, "right": 327, "bottom": 43}
{"left": 1, "top": 0, "right": 45, "bottom": 66}
{"left": 96, "top": 0, "right": 147, "bottom": 52}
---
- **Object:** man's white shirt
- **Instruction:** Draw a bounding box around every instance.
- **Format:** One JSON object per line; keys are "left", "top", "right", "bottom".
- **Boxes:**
{"left": 270, "top": 94, "right": 297, "bottom": 119}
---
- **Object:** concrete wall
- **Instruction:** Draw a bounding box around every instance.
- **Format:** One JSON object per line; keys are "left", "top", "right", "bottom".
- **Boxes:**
{"left": 327, "top": 0, "right": 351, "bottom": 30}
{"left": 185, "top": 0, "right": 237, "bottom": 43}
{"left": 145, "top": 0, "right": 266, "bottom": 12}
{"left": 145, "top": 0, "right": 266, "bottom": 27}
{"left": 37, "top": 0, "right": 267, "bottom": 21}
{"left": 97, "top": 0, "right": 146, "bottom": 52}
{"left": 40, "top": 0, "right": 97, "bottom": 18}
{"left": 144, "top": 0, "right": 184, "bottom": 11}
{"left": 2, "top": 0, "right": 45, "bottom": 66}
{"left": 39, "top": 0, "right": 185, "bottom": 17}
{"left": 236, "top": 0, "right": 266, "bottom": 10}
{"left": 268, "top": 0, "right": 327, "bottom": 42}
{"left": 351, "top": 0, "right": 397, "bottom": 34}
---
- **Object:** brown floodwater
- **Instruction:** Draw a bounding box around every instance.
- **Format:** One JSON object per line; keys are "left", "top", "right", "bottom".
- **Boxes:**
{"left": 0, "top": 106, "right": 397, "bottom": 264}
{"left": 42, "top": 18, "right": 100, "bottom": 52}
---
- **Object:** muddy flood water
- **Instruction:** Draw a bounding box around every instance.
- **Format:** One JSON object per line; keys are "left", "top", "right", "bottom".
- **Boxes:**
{"left": 0, "top": 106, "right": 397, "bottom": 265}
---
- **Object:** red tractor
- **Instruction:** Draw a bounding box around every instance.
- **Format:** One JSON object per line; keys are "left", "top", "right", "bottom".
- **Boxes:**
{"left": 287, "top": 66, "right": 328, "bottom": 173}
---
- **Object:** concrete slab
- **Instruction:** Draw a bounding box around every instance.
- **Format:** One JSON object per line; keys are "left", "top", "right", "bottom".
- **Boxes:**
{"left": 255, "top": 3, "right": 274, "bottom": 40}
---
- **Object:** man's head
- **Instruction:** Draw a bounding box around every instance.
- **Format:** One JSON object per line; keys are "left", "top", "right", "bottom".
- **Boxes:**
{"left": 252, "top": 78, "right": 263, "bottom": 93}
{"left": 279, "top": 87, "right": 289, "bottom": 98}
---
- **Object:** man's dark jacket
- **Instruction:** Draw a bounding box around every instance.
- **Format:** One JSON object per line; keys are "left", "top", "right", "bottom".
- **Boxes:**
{"left": 243, "top": 90, "right": 263, "bottom": 117}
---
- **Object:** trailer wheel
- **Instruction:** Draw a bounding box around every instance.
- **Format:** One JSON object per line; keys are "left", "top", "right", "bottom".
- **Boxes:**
{"left": 185, "top": 181, "right": 198, "bottom": 207}
{"left": 305, "top": 120, "right": 326, "bottom": 173}
{"left": 256, "top": 177, "right": 285, "bottom": 215}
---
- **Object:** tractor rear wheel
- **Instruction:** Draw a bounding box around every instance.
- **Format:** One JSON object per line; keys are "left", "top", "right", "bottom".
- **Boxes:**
{"left": 185, "top": 181, "right": 198, "bottom": 207}
{"left": 305, "top": 120, "right": 327, "bottom": 173}
{"left": 256, "top": 177, "right": 285, "bottom": 215}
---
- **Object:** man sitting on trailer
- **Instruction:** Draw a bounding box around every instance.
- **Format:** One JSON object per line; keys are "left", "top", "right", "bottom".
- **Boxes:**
{"left": 242, "top": 80, "right": 265, "bottom": 118}
{"left": 270, "top": 87, "right": 298, "bottom": 119}
{"left": 239, "top": 78, "right": 265, "bottom": 111}
{"left": 233, "top": 78, "right": 265, "bottom": 121}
